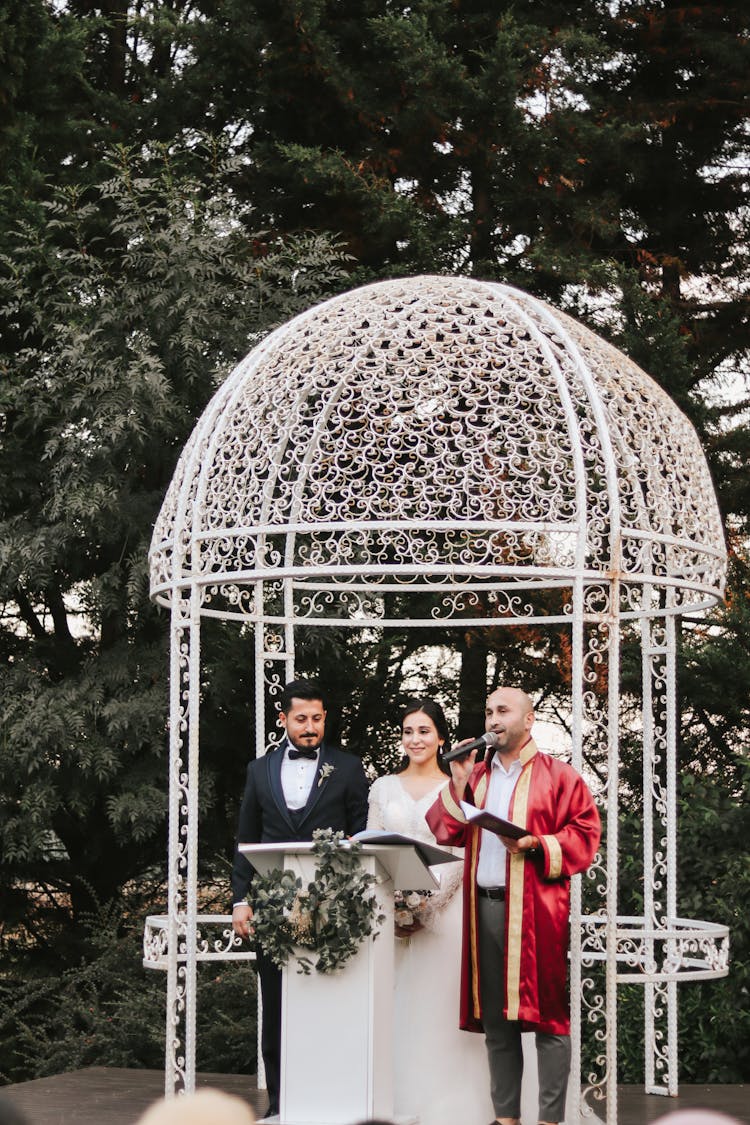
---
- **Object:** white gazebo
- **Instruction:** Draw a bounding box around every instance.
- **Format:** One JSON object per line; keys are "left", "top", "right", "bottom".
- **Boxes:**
{"left": 146, "top": 275, "right": 730, "bottom": 1123}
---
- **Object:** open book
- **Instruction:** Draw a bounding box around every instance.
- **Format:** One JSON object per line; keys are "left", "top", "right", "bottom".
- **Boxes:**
{"left": 459, "top": 801, "right": 527, "bottom": 839}
{"left": 351, "top": 829, "right": 459, "bottom": 868}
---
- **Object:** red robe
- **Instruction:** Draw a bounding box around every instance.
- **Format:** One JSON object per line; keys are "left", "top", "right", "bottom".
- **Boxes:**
{"left": 426, "top": 739, "right": 600, "bottom": 1036}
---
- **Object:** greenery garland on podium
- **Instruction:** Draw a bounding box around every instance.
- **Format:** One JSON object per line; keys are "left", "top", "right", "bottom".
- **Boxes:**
{"left": 249, "top": 829, "right": 386, "bottom": 974}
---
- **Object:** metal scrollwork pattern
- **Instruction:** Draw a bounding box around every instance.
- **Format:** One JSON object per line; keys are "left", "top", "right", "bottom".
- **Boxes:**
{"left": 143, "top": 915, "right": 257, "bottom": 970}
{"left": 579, "top": 916, "right": 730, "bottom": 982}
{"left": 149, "top": 276, "right": 725, "bottom": 621}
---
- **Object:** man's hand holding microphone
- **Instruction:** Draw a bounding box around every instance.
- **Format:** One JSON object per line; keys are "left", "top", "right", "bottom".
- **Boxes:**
{"left": 443, "top": 731, "right": 499, "bottom": 797}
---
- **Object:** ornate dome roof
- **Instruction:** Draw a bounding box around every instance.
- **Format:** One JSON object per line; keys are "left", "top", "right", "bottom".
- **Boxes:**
{"left": 149, "top": 275, "right": 725, "bottom": 623}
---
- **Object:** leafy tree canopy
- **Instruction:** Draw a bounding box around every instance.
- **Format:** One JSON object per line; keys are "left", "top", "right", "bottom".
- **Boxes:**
{"left": 0, "top": 137, "right": 351, "bottom": 934}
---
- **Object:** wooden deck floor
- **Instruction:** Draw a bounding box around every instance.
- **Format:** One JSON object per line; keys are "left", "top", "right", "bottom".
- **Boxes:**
{"left": 0, "top": 1068, "right": 747, "bottom": 1125}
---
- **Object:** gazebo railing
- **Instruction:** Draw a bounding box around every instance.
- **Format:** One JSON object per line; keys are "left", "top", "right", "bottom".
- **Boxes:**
{"left": 143, "top": 914, "right": 257, "bottom": 970}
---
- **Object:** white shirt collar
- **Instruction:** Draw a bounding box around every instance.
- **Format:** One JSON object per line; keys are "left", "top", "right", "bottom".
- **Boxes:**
{"left": 490, "top": 753, "right": 522, "bottom": 776}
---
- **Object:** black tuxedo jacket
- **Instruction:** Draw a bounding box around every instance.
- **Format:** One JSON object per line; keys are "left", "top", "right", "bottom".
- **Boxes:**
{"left": 230, "top": 740, "right": 369, "bottom": 904}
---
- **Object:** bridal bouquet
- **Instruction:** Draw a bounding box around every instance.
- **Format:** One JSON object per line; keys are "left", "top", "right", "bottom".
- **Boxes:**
{"left": 393, "top": 889, "right": 434, "bottom": 937}
{"left": 392, "top": 862, "right": 463, "bottom": 938}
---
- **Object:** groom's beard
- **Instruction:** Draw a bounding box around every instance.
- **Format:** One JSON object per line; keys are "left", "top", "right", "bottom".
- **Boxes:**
{"left": 288, "top": 732, "right": 323, "bottom": 751}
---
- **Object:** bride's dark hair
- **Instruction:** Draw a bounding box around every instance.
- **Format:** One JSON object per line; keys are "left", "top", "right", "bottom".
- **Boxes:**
{"left": 396, "top": 698, "right": 451, "bottom": 775}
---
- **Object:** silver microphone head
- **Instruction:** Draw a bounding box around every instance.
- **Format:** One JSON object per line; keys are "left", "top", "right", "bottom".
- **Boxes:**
{"left": 482, "top": 731, "right": 500, "bottom": 748}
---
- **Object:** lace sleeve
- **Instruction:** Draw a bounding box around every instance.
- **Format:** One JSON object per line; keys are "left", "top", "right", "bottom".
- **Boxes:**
{"left": 416, "top": 861, "right": 463, "bottom": 932}
{"left": 367, "top": 777, "right": 387, "bottom": 830}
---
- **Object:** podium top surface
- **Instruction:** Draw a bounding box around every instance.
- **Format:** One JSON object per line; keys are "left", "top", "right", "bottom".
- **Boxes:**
{"left": 238, "top": 836, "right": 460, "bottom": 891}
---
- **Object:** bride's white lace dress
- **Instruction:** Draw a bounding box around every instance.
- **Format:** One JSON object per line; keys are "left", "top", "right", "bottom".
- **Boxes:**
{"left": 367, "top": 774, "right": 495, "bottom": 1125}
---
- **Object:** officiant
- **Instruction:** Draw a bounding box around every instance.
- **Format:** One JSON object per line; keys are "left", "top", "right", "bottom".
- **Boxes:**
{"left": 427, "top": 686, "right": 600, "bottom": 1125}
{"left": 230, "top": 679, "right": 369, "bottom": 1121}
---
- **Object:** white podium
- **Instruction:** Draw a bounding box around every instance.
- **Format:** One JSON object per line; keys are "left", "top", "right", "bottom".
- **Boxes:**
{"left": 241, "top": 837, "right": 458, "bottom": 1125}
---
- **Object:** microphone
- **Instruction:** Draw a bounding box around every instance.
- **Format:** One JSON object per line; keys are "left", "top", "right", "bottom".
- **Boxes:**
{"left": 443, "top": 731, "right": 499, "bottom": 764}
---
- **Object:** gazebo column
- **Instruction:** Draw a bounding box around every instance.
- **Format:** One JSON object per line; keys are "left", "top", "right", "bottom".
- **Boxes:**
{"left": 664, "top": 609, "right": 680, "bottom": 1096}
{"left": 568, "top": 573, "right": 586, "bottom": 1124}
{"left": 641, "top": 608, "right": 680, "bottom": 1098}
{"left": 578, "top": 590, "right": 618, "bottom": 1123}
{"left": 641, "top": 600, "right": 661, "bottom": 1096}
{"left": 252, "top": 576, "right": 296, "bottom": 1097}
{"left": 256, "top": 579, "right": 296, "bottom": 711}
{"left": 605, "top": 584, "right": 621, "bottom": 1125}
{"left": 165, "top": 587, "right": 202, "bottom": 1096}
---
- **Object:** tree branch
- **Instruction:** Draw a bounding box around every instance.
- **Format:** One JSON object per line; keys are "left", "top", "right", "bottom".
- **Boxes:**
{"left": 46, "top": 582, "right": 77, "bottom": 649}
{"left": 13, "top": 585, "right": 47, "bottom": 641}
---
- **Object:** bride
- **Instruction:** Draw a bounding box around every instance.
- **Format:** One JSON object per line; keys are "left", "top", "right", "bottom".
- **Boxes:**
{"left": 367, "top": 699, "right": 495, "bottom": 1125}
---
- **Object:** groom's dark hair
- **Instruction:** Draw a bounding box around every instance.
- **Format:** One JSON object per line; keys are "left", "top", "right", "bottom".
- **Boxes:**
{"left": 280, "top": 678, "right": 327, "bottom": 713}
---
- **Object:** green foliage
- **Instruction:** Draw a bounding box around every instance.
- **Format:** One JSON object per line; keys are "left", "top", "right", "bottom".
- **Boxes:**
{"left": 580, "top": 757, "right": 750, "bottom": 1087}
{"left": 674, "top": 764, "right": 750, "bottom": 1082}
{"left": 0, "top": 899, "right": 163, "bottom": 1083}
{"left": 250, "top": 829, "right": 385, "bottom": 975}
{"left": 0, "top": 0, "right": 90, "bottom": 228}
{"left": 0, "top": 887, "right": 258, "bottom": 1082}
{"left": 0, "top": 135, "right": 351, "bottom": 930}
{"left": 195, "top": 961, "right": 258, "bottom": 1078}
{"left": 678, "top": 550, "right": 750, "bottom": 783}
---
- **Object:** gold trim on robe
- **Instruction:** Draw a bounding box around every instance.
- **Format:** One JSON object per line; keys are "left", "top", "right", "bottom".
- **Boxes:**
{"left": 541, "top": 833, "right": 563, "bottom": 879}
{"left": 469, "top": 825, "right": 481, "bottom": 1019}
{"left": 474, "top": 771, "right": 488, "bottom": 807}
{"left": 469, "top": 765, "right": 489, "bottom": 1017}
{"left": 441, "top": 784, "right": 467, "bottom": 822}
{"left": 504, "top": 750, "right": 534, "bottom": 1020}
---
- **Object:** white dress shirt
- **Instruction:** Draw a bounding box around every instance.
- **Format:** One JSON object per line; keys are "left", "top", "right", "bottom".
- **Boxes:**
{"left": 280, "top": 740, "right": 320, "bottom": 810}
{"left": 475, "top": 754, "right": 523, "bottom": 888}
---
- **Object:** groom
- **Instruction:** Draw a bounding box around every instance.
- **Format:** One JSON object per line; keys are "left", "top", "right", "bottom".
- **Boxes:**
{"left": 231, "top": 679, "right": 369, "bottom": 1121}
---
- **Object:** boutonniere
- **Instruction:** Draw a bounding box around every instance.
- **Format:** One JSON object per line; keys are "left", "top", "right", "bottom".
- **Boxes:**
{"left": 318, "top": 763, "right": 335, "bottom": 788}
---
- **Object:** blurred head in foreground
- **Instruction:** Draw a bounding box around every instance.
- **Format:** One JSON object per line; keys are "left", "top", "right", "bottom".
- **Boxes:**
{"left": 136, "top": 1089, "right": 256, "bottom": 1125}
{"left": 652, "top": 1112, "right": 743, "bottom": 1125}
{"left": 0, "top": 1094, "right": 31, "bottom": 1125}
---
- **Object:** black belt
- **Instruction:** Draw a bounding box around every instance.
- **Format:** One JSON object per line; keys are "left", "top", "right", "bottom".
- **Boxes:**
{"left": 477, "top": 886, "right": 505, "bottom": 900}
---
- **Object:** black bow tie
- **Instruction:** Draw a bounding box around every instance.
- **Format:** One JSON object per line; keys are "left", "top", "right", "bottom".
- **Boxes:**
{"left": 288, "top": 746, "right": 318, "bottom": 760}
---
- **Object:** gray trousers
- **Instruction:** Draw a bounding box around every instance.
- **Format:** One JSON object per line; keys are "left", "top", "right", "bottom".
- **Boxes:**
{"left": 478, "top": 896, "right": 571, "bottom": 1122}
